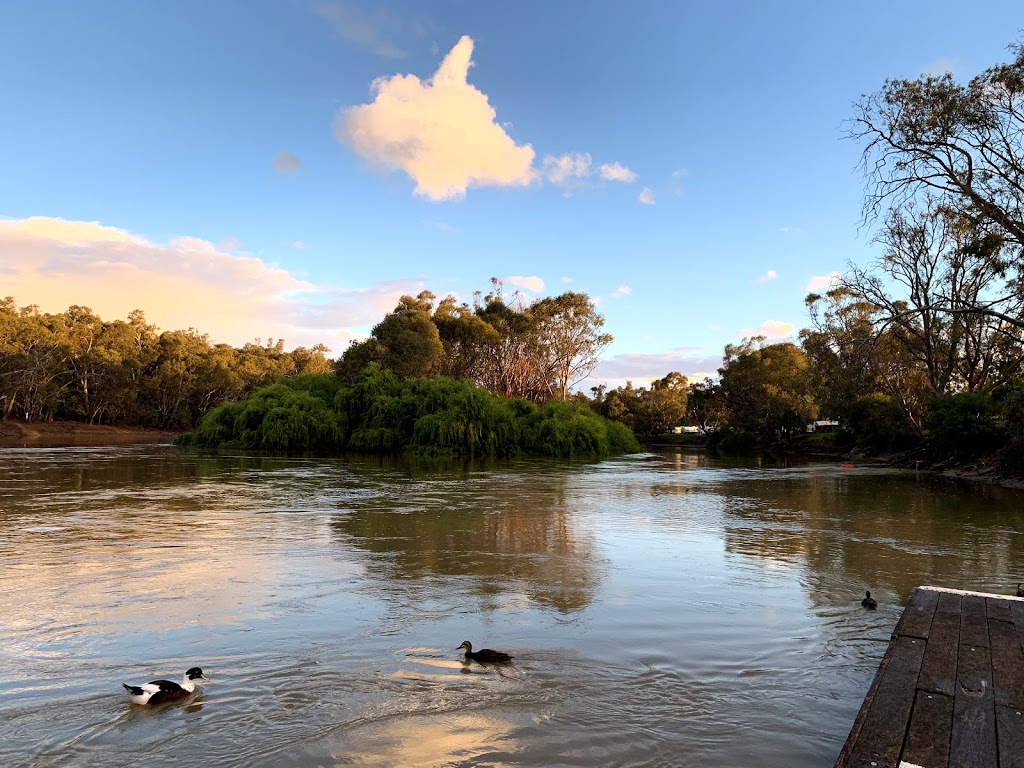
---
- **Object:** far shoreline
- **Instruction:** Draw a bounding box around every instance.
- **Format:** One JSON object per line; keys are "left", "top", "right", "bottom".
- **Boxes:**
{"left": 0, "top": 419, "right": 182, "bottom": 448}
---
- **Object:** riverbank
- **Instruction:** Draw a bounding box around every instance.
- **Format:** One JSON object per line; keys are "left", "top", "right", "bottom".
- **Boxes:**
{"left": 0, "top": 419, "right": 181, "bottom": 447}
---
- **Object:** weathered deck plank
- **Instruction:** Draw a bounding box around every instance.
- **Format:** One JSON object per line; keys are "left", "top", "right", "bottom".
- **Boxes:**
{"left": 902, "top": 690, "right": 952, "bottom": 768}
{"left": 949, "top": 642, "right": 995, "bottom": 768}
{"left": 834, "top": 586, "right": 1024, "bottom": 768}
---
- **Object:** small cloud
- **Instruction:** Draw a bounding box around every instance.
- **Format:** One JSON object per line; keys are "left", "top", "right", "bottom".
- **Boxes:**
{"left": 314, "top": 2, "right": 406, "bottom": 58}
{"left": 543, "top": 152, "right": 592, "bottom": 186}
{"left": 219, "top": 235, "right": 243, "bottom": 252}
{"left": 778, "top": 226, "right": 805, "bottom": 235}
{"left": 611, "top": 285, "right": 632, "bottom": 298}
{"left": 273, "top": 151, "right": 304, "bottom": 174}
{"left": 290, "top": 241, "right": 306, "bottom": 249}
{"left": 599, "top": 162, "right": 637, "bottom": 183}
{"left": 806, "top": 272, "right": 841, "bottom": 293}
{"left": 561, "top": 276, "right": 573, "bottom": 284}
{"left": 336, "top": 35, "right": 536, "bottom": 201}
{"left": 671, "top": 167, "right": 688, "bottom": 196}
{"left": 638, "top": 187, "right": 655, "bottom": 205}
{"left": 921, "top": 58, "right": 960, "bottom": 77}
{"left": 506, "top": 275, "right": 544, "bottom": 293}
{"left": 738, "top": 320, "right": 795, "bottom": 340}
{"left": 756, "top": 269, "right": 778, "bottom": 284}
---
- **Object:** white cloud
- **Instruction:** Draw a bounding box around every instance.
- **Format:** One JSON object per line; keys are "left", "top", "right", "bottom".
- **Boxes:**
{"left": 806, "top": 272, "right": 841, "bottom": 293}
{"left": 290, "top": 240, "right": 306, "bottom": 249}
{"left": 611, "top": 285, "right": 632, "bottom": 298}
{"left": 756, "top": 269, "right": 778, "bottom": 284}
{"left": 738, "top": 320, "right": 796, "bottom": 340}
{"left": 638, "top": 187, "right": 655, "bottom": 205}
{"left": 543, "top": 152, "right": 592, "bottom": 186}
{"left": 671, "top": 167, "right": 688, "bottom": 197}
{"left": 0, "top": 216, "right": 431, "bottom": 352}
{"left": 560, "top": 276, "right": 573, "bottom": 284}
{"left": 506, "top": 275, "right": 544, "bottom": 293}
{"left": 599, "top": 162, "right": 637, "bottom": 183}
{"left": 336, "top": 35, "right": 537, "bottom": 201}
{"left": 272, "top": 151, "right": 304, "bottom": 174}
{"left": 778, "top": 226, "right": 804, "bottom": 235}
{"left": 921, "top": 58, "right": 960, "bottom": 77}
{"left": 313, "top": 2, "right": 407, "bottom": 58}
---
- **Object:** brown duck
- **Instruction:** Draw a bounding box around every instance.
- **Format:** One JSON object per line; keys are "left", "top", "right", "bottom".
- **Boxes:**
{"left": 458, "top": 641, "right": 513, "bottom": 663}
{"left": 861, "top": 590, "right": 877, "bottom": 609}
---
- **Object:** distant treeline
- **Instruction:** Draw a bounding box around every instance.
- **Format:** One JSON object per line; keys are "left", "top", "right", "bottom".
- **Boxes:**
{"left": 178, "top": 367, "right": 641, "bottom": 459}
{"left": 0, "top": 298, "right": 332, "bottom": 429}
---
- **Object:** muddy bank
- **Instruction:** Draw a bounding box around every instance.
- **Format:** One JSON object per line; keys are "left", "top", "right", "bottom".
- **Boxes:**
{"left": 0, "top": 420, "right": 181, "bottom": 448}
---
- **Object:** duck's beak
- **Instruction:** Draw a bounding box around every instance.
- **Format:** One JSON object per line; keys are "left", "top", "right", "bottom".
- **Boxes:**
{"left": 200, "top": 674, "right": 210, "bottom": 681}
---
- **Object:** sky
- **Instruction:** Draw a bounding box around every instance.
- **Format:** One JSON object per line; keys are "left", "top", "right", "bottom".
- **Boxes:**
{"left": 1, "top": 1, "right": 1021, "bottom": 391}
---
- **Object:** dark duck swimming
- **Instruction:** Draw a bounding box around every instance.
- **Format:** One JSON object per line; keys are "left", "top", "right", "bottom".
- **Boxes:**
{"left": 458, "top": 641, "right": 513, "bottom": 663}
{"left": 861, "top": 591, "right": 877, "bottom": 609}
{"left": 123, "top": 666, "right": 209, "bottom": 705}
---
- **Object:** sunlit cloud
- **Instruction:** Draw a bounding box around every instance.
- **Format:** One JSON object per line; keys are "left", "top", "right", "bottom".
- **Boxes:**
{"left": 313, "top": 2, "right": 407, "bottom": 58}
{"left": 611, "top": 285, "right": 632, "bottom": 298}
{"left": 0, "top": 216, "right": 431, "bottom": 352}
{"left": 638, "top": 187, "right": 655, "bottom": 205}
{"left": 336, "top": 35, "right": 537, "bottom": 201}
{"left": 219, "top": 235, "right": 243, "bottom": 252}
{"left": 806, "top": 272, "right": 841, "bottom": 293}
{"left": 506, "top": 275, "right": 544, "bottom": 293}
{"left": 543, "top": 152, "right": 592, "bottom": 186}
{"left": 272, "top": 151, "right": 304, "bottom": 174}
{"left": 756, "top": 269, "right": 778, "bottom": 284}
{"left": 586, "top": 347, "right": 721, "bottom": 390}
{"left": 738, "top": 320, "right": 795, "bottom": 340}
{"left": 599, "top": 162, "right": 637, "bottom": 183}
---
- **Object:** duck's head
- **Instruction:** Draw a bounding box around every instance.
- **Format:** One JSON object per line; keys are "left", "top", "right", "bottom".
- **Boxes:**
{"left": 865, "top": 591, "right": 871, "bottom": 598}
{"left": 457, "top": 641, "right": 472, "bottom": 652}
{"left": 186, "top": 667, "right": 210, "bottom": 682}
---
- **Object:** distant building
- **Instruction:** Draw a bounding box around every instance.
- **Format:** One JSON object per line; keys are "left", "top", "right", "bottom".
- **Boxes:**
{"left": 807, "top": 420, "right": 840, "bottom": 433}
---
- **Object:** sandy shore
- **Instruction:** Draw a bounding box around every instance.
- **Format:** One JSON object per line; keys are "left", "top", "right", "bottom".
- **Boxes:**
{"left": 0, "top": 419, "right": 182, "bottom": 447}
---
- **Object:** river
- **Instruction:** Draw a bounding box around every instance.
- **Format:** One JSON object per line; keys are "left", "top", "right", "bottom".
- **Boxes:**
{"left": 1, "top": 445, "right": 1022, "bottom": 767}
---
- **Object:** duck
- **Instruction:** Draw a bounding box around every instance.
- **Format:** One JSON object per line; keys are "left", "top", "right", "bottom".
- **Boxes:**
{"left": 123, "top": 666, "right": 209, "bottom": 705}
{"left": 1016, "top": 583, "right": 1024, "bottom": 598}
{"left": 861, "top": 591, "right": 877, "bottom": 610}
{"left": 458, "top": 641, "right": 513, "bottom": 664}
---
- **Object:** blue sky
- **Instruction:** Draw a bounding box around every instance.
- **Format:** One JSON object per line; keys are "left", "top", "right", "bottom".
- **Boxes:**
{"left": 1, "top": 1, "right": 1020, "bottom": 389}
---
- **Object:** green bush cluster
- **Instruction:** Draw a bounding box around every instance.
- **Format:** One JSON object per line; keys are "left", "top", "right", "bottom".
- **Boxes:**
{"left": 177, "top": 366, "right": 642, "bottom": 459}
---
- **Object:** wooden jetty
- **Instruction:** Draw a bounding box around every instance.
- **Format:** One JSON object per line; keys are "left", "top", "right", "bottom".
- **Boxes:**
{"left": 834, "top": 585, "right": 1024, "bottom": 768}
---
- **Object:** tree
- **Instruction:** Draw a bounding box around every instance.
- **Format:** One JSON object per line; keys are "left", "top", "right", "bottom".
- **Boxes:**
{"left": 849, "top": 40, "right": 1024, "bottom": 334}
{"left": 686, "top": 377, "right": 725, "bottom": 432}
{"left": 531, "top": 292, "right": 613, "bottom": 401}
{"left": 718, "top": 339, "right": 817, "bottom": 442}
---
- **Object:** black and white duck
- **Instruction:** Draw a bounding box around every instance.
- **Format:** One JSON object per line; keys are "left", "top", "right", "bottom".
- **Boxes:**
{"left": 861, "top": 591, "right": 877, "bottom": 609}
{"left": 123, "top": 666, "right": 209, "bottom": 705}
{"left": 458, "top": 641, "right": 513, "bottom": 663}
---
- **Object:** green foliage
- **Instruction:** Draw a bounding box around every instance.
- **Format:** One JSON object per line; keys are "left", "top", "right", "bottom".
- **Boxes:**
{"left": 181, "top": 365, "right": 641, "bottom": 459}
{"left": 925, "top": 393, "right": 1004, "bottom": 456}
{"left": 178, "top": 375, "right": 344, "bottom": 452}
{"left": 845, "top": 394, "right": 917, "bottom": 451}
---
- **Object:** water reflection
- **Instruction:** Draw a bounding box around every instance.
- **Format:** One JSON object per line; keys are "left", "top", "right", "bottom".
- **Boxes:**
{"left": 2, "top": 445, "right": 1024, "bottom": 768}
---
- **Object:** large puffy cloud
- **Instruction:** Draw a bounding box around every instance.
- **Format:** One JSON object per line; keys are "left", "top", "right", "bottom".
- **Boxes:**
{"left": 0, "top": 217, "right": 427, "bottom": 352}
{"left": 336, "top": 35, "right": 537, "bottom": 201}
